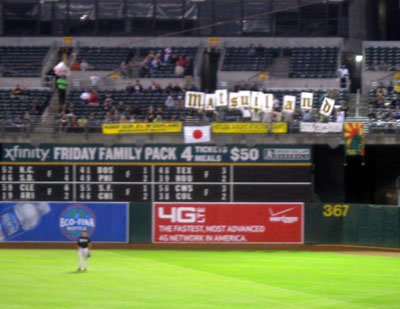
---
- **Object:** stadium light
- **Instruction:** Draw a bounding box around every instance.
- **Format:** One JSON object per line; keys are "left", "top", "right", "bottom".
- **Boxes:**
{"left": 355, "top": 55, "right": 363, "bottom": 62}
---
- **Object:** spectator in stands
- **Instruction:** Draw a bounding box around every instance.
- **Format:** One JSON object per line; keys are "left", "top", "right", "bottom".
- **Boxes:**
{"left": 88, "top": 89, "right": 100, "bottom": 106}
{"left": 151, "top": 53, "right": 162, "bottom": 74}
{"left": 302, "top": 109, "right": 313, "bottom": 122}
{"left": 147, "top": 107, "right": 156, "bottom": 122}
{"left": 11, "top": 84, "right": 24, "bottom": 97}
{"left": 57, "top": 76, "right": 68, "bottom": 105}
{"left": 59, "top": 114, "right": 68, "bottom": 133}
{"left": 250, "top": 83, "right": 259, "bottom": 92}
{"left": 68, "top": 116, "right": 78, "bottom": 131}
{"left": 175, "top": 56, "right": 186, "bottom": 76}
{"left": 164, "top": 46, "right": 172, "bottom": 64}
{"left": 155, "top": 107, "right": 164, "bottom": 118}
{"left": 66, "top": 104, "right": 75, "bottom": 118}
{"left": 90, "top": 75, "right": 100, "bottom": 87}
{"left": 255, "top": 44, "right": 264, "bottom": 56}
{"left": 247, "top": 44, "right": 256, "bottom": 56}
{"left": 80, "top": 59, "right": 90, "bottom": 71}
{"left": 338, "top": 65, "right": 349, "bottom": 88}
{"left": 80, "top": 89, "right": 91, "bottom": 101}
{"left": 104, "top": 112, "right": 113, "bottom": 123}
{"left": 335, "top": 106, "right": 345, "bottom": 123}
{"left": 172, "top": 83, "right": 183, "bottom": 93}
{"left": 120, "top": 115, "right": 128, "bottom": 122}
{"left": 131, "top": 104, "right": 142, "bottom": 117}
{"left": 379, "top": 59, "right": 389, "bottom": 71}
{"left": 148, "top": 81, "right": 162, "bottom": 94}
{"left": 78, "top": 116, "right": 88, "bottom": 129}
{"left": 251, "top": 109, "right": 263, "bottom": 122}
{"left": 170, "top": 53, "right": 179, "bottom": 65}
{"left": 241, "top": 107, "right": 251, "bottom": 122}
{"left": 165, "top": 82, "right": 173, "bottom": 94}
{"left": 165, "top": 95, "right": 176, "bottom": 109}
{"left": 103, "top": 93, "right": 113, "bottom": 106}
{"left": 21, "top": 112, "right": 31, "bottom": 133}
{"left": 12, "top": 115, "right": 22, "bottom": 130}
{"left": 234, "top": 82, "right": 242, "bottom": 92}
{"left": 125, "top": 83, "right": 135, "bottom": 94}
{"left": 184, "top": 57, "right": 194, "bottom": 89}
{"left": 88, "top": 114, "right": 97, "bottom": 127}
{"left": 187, "top": 84, "right": 198, "bottom": 91}
{"left": 71, "top": 60, "right": 80, "bottom": 71}
{"left": 139, "top": 57, "right": 151, "bottom": 77}
{"left": 262, "top": 110, "right": 272, "bottom": 123}
{"left": 30, "top": 100, "right": 40, "bottom": 114}
{"left": 153, "top": 114, "right": 163, "bottom": 122}
{"left": 272, "top": 109, "right": 282, "bottom": 122}
{"left": 133, "top": 80, "right": 143, "bottom": 93}
{"left": 112, "top": 110, "right": 121, "bottom": 122}
{"left": 127, "top": 61, "right": 135, "bottom": 78}
{"left": 387, "top": 81, "right": 394, "bottom": 94}
{"left": 176, "top": 96, "right": 184, "bottom": 109}
{"left": 117, "top": 101, "right": 125, "bottom": 114}
{"left": 368, "top": 108, "right": 377, "bottom": 121}
{"left": 120, "top": 62, "right": 127, "bottom": 79}
{"left": 371, "top": 60, "right": 379, "bottom": 71}
{"left": 128, "top": 116, "right": 136, "bottom": 122}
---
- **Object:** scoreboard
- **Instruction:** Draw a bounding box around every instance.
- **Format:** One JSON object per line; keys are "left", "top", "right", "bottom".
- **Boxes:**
{"left": 0, "top": 144, "right": 312, "bottom": 202}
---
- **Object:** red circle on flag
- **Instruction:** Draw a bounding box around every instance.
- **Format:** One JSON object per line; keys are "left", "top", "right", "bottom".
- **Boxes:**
{"left": 193, "top": 130, "right": 203, "bottom": 139}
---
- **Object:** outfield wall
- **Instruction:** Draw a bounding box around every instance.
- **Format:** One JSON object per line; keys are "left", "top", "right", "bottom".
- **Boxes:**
{"left": 129, "top": 202, "right": 400, "bottom": 248}
{"left": 1, "top": 201, "right": 399, "bottom": 248}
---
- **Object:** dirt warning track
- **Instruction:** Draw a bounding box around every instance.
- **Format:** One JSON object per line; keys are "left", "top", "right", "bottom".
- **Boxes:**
{"left": 1, "top": 242, "right": 400, "bottom": 257}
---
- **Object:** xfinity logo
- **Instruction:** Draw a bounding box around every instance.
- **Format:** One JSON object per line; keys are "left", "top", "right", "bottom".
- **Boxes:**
{"left": 4, "top": 145, "right": 50, "bottom": 162}
{"left": 158, "top": 207, "right": 206, "bottom": 223}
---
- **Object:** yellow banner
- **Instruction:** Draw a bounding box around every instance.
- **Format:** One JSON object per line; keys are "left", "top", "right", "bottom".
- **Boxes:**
{"left": 211, "top": 122, "right": 287, "bottom": 134}
{"left": 271, "top": 122, "right": 288, "bottom": 133}
{"left": 102, "top": 122, "right": 182, "bottom": 134}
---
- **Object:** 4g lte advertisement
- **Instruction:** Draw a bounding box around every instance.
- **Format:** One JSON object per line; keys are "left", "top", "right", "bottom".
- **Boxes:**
{"left": 153, "top": 203, "right": 304, "bottom": 243}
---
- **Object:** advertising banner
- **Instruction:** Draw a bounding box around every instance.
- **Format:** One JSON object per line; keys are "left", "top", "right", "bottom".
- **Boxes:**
{"left": 102, "top": 122, "right": 182, "bottom": 134}
{"left": 300, "top": 122, "right": 343, "bottom": 133}
{"left": 0, "top": 144, "right": 311, "bottom": 163}
{"left": 344, "top": 123, "right": 365, "bottom": 156}
{"left": 0, "top": 202, "right": 128, "bottom": 242}
{"left": 211, "top": 123, "right": 287, "bottom": 134}
{"left": 153, "top": 203, "right": 303, "bottom": 243}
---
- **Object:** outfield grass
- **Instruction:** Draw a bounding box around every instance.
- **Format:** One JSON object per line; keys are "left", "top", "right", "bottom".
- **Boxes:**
{"left": 0, "top": 249, "right": 399, "bottom": 308}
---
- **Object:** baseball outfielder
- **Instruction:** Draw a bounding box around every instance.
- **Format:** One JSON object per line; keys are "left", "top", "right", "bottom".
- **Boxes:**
{"left": 77, "top": 231, "right": 91, "bottom": 271}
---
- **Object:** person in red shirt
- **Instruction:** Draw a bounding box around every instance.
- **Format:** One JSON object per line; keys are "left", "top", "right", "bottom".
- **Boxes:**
{"left": 88, "top": 89, "right": 99, "bottom": 106}
{"left": 71, "top": 60, "right": 80, "bottom": 71}
{"left": 175, "top": 56, "right": 186, "bottom": 76}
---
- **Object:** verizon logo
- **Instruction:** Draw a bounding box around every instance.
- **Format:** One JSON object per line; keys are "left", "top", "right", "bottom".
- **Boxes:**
{"left": 269, "top": 207, "right": 299, "bottom": 224}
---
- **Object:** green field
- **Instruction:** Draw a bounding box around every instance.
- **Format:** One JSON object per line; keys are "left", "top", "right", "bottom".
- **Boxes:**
{"left": 0, "top": 249, "right": 399, "bottom": 308}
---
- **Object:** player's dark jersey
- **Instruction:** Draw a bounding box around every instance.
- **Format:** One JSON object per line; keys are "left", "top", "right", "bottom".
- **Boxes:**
{"left": 77, "top": 236, "right": 91, "bottom": 248}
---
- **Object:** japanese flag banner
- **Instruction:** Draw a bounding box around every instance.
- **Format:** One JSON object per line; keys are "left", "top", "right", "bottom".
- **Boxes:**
{"left": 184, "top": 126, "right": 211, "bottom": 144}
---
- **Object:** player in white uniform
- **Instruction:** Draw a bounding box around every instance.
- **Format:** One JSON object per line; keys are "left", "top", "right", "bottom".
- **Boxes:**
{"left": 77, "top": 231, "right": 91, "bottom": 271}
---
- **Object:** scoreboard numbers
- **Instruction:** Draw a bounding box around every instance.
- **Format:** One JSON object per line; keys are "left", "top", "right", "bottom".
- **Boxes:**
{"left": 0, "top": 163, "right": 311, "bottom": 202}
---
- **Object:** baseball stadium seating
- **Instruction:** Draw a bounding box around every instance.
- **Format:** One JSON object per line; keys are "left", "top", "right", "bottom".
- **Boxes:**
{"left": 221, "top": 47, "right": 280, "bottom": 71}
{"left": 288, "top": 47, "right": 338, "bottom": 78}
{"left": 76, "top": 47, "right": 136, "bottom": 71}
{"left": 0, "top": 89, "right": 51, "bottom": 120}
{"left": 365, "top": 47, "right": 400, "bottom": 71}
{"left": 138, "top": 47, "right": 198, "bottom": 77}
{"left": 0, "top": 46, "right": 50, "bottom": 77}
